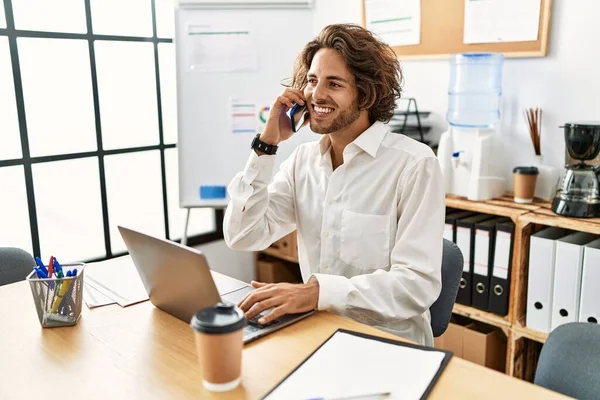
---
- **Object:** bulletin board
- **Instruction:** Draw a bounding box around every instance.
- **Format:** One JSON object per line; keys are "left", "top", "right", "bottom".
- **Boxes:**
{"left": 362, "top": 0, "right": 552, "bottom": 59}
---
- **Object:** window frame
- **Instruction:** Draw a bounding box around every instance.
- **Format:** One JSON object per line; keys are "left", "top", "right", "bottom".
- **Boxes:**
{"left": 0, "top": 0, "right": 223, "bottom": 261}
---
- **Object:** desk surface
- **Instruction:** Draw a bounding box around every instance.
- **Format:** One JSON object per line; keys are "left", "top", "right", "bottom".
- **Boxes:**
{"left": 0, "top": 280, "right": 568, "bottom": 400}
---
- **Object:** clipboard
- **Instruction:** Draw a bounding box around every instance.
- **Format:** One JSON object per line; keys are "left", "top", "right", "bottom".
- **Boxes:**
{"left": 262, "top": 329, "right": 453, "bottom": 400}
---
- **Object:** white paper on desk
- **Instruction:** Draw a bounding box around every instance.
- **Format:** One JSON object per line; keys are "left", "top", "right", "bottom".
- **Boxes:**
{"left": 464, "top": 0, "right": 541, "bottom": 44}
{"left": 85, "top": 256, "right": 149, "bottom": 307}
{"left": 83, "top": 282, "right": 115, "bottom": 309}
{"left": 365, "top": 0, "right": 421, "bottom": 46}
{"left": 263, "top": 331, "right": 446, "bottom": 400}
{"left": 187, "top": 23, "right": 258, "bottom": 72}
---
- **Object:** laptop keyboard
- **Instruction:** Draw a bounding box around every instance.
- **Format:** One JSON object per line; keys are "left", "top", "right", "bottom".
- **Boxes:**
{"left": 244, "top": 316, "right": 280, "bottom": 333}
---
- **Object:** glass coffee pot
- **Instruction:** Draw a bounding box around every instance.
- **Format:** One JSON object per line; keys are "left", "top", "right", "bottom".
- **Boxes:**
{"left": 552, "top": 122, "right": 600, "bottom": 218}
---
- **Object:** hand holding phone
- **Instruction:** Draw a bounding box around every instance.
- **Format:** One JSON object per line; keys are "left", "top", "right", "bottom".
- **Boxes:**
{"left": 260, "top": 88, "right": 306, "bottom": 146}
{"left": 290, "top": 103, "right": 309, "bottom": 133}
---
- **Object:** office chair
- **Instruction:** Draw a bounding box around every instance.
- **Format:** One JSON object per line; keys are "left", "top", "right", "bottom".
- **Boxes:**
{"left": 430, "top": 239, "right": 463, "bottom": 337}
{"left": 0, "top": 247, "right": 35, "bottom": 286}
{"left": 534, "top": 322, "right": 600, "bottom": 399}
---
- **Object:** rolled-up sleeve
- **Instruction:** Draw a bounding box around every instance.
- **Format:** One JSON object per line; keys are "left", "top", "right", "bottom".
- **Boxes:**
{"left": 311, "top": 157, "right": 445, "bottom": 322}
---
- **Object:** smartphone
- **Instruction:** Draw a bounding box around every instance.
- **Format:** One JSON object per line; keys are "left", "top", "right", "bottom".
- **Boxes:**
{"left": 290, "top": 103, "right": 308, "bottom": 133}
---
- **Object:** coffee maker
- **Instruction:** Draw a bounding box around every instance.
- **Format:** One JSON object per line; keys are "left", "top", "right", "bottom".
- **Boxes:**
{"left": 552, "top": 122, "right": 600, "bottom": 218}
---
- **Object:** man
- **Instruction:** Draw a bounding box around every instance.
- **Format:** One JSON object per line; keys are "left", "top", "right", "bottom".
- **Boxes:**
{"left": 223, "top": 24, "right": 444, "bottom": 346}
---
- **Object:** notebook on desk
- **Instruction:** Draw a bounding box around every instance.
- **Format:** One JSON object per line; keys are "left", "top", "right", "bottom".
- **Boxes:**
{"left": 262, "top": 329, "right": 452, "bottom": 400}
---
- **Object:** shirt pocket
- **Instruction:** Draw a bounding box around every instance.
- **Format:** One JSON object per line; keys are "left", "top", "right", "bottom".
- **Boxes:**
{"left": 340, "top": 210, "right": 390, "bottom": 270}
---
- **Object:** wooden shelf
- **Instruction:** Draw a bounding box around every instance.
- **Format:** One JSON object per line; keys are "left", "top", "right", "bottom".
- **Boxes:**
{"left": 261, "top": 248, "right": 299, "bottom": 264}
{"left": 446, "top": 195, "right": 533, "bottom": 222}
{"left": 512, "top": 325, "right": 549, "bottom": 343}
{"left": 452, "top": 304, "right": 511, "bottom": 329}
{"left": 521, "top": 208, "right": 600, "bottom": 235}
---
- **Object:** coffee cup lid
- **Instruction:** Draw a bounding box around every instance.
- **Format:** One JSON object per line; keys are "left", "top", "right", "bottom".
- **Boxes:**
{"left": 190, "top": 302, "right": 246, "bottom": 334}
{"left": 513, "top": 166, "right": 539, "bottom": 175}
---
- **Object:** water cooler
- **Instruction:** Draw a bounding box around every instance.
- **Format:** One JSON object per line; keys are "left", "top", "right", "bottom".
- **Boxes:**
{"left": 437, "top": 53, "right": 506, "bottom": 201}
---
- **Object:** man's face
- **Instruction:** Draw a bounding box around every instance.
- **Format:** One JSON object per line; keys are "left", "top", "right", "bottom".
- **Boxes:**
{"left": 303, "top": 48, "right": 361, "bottom": 134}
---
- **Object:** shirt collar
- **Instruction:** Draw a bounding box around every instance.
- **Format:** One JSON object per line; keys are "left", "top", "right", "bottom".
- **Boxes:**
{"left": 350, "top": 121, "right": 387, "bottom": 158}
{"left": 318, "top": 121, "right": 387, "bottom": 158}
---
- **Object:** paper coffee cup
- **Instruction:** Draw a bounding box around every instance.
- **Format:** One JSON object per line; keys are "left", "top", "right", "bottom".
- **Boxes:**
{"left": 190, "top": 303, "right": 246, "bottom": 392}
{"left": 513, "top": 166, "right": 539, "bottom": 204}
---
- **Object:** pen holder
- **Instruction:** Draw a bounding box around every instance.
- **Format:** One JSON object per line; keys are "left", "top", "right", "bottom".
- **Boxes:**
{"left": 26, "top": 263, "right": 85, "bottom": 328}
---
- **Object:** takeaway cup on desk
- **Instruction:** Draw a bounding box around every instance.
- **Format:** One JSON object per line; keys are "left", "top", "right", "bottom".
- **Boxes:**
{"left": 191, "top": 302, "right": 246, "bottom": 392}
{"left": 513, "top": 166, "right": 539, "bottom": 204}
{"left": 26, "top": 262, "right": 85, "bottom": 328}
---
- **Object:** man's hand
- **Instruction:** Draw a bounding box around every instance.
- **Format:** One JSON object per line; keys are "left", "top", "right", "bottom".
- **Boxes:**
{"left": 258, "top": 88, "right": 306, "bottom": 147}
{"left": 237, "top": 279, "right": 319, "bottom": 325}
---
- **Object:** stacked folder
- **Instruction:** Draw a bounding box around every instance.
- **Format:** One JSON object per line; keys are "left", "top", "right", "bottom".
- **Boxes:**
{"left": 527, "top": 228, "right": 599, "bottom": 333}
{"left": 446, "top": 210, "right": 600, "bottom": 332}
{"left": 445, "top": 211, "right": 515, "bottom": 316}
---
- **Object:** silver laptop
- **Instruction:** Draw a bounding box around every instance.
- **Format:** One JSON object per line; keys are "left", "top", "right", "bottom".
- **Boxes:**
{"left": 117, "top": 226, "right": 314, "bottom": 343}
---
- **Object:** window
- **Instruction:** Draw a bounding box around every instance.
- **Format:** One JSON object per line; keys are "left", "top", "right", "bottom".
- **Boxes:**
{"left": 12, "top": 0, "right": 86, "bottom": 33}
{"left": 18, "top": 37, "right": 96, "bottom": 157}
{"left": 0, "top": 37, "right": 21, "bottom": 160}
{"left": 158, "top": 43, "right": 177, "bottom": 145}
{"left": 104, "top": 151, "right": 165, "bottom": 253}
{"left": 32, "top": 158, "right": 105, "bottom": 261}
{"left": 90, "top": 0, "right": 153, "bottom": 37}
{"left": 0, "top": 1, "right": 6, "bottom": 29}
{"left": 94, "top": 41, "right": 159, "bottom": 150}
{"left": 0, "top": 166, "right": 32, "bottom": 253}
{"left": 0, "top": 0, "right": 221, "bottom": 263}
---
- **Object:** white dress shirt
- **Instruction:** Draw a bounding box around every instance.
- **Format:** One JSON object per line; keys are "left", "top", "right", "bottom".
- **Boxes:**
{"left": 223, "top": 121, "right": 445, "bottom": 346}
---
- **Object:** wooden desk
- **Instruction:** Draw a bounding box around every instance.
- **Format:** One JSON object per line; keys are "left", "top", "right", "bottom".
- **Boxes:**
{"left": 0, "top": 281, "right": 568, "bottom": 399}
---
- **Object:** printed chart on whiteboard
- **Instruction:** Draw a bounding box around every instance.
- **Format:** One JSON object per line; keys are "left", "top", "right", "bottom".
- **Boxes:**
{"left": 365, "top": 0, "right": 421, "bottom": 46}
{"left": 186, "top": 23, "right": 259, "bottom": 72}
{"left": 229, "top": 98, "right": 257, "bottom": 135}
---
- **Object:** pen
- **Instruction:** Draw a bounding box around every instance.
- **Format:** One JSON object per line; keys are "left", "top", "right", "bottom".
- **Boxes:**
{"left": 307, "top": 392, "right": 392, "bottom": 400}
{"left": 50, "top": 274, "right": 75, "bottom": 314}
{"left": 48, "top": 256, "right": 54, "bottom": 278}
{"left": 35, "top": 257, "right": 48, "bottom": 276}
{"left": 54, "top": 258, "right": 64, "bottom": 278}
{"left": 33, "top": 267, "right": 48, "bottom": 279}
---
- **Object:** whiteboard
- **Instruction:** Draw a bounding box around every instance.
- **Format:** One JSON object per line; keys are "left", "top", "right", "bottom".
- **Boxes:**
{"left": 175, "top": 0, "right": 319, "bottom": 208}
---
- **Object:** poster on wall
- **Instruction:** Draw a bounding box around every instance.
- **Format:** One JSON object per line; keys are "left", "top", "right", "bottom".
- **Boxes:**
{"left": 365, "top": 0, "right": 421, "bottom": 47}
{"left": 464, "top": 0, "right": 541, "bottom": 44}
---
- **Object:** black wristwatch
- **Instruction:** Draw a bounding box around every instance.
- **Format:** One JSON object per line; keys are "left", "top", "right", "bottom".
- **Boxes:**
{"left": 251, "top": 134, "right": 278, "bottom": 155}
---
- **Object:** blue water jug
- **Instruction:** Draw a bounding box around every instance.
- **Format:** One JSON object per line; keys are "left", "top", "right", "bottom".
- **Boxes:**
{"left": 447, "top": 53, "right": 504, "bottom": 128}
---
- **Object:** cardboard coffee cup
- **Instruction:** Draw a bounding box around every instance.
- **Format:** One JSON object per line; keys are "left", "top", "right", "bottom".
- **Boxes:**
{"left": 190, "top": 303, "right": 246, "bottom": 392}
{"left": 513, "top": 166, "right": 539, "bottom": 204}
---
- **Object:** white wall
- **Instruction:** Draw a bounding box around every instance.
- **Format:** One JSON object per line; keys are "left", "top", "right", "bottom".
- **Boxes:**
{"left": 194, "top": 240, "right": 255, "bottom": 283}
{"left": 314, "top": 0, "right": 600, "bottom": 181}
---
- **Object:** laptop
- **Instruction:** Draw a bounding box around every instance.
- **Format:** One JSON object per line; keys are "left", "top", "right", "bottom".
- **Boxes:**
{"left": 117, "top": 226, "right": 314, "bottom": 343}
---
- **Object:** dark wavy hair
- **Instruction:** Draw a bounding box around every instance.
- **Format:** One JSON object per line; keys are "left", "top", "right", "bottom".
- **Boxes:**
{"left": 288, "top": 24, "right": 402, "bottom": 124}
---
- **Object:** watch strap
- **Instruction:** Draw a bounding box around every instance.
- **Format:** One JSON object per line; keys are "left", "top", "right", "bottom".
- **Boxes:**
{"left": 251, "top": 134, "right": 278, "bottom": 155}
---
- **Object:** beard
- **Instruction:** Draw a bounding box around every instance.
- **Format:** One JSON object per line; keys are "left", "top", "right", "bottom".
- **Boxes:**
{"left": 309, "top": 99, "right": 361, "bottom": 134}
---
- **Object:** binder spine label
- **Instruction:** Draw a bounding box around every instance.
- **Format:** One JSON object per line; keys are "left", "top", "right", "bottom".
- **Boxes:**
{"left": 493, "top": 232, "right": 511, "bottom": 279}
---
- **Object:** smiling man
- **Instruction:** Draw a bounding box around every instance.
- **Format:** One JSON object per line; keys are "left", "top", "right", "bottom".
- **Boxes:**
{"left": 223, "top": 24, "right": 445, "bottom": 346}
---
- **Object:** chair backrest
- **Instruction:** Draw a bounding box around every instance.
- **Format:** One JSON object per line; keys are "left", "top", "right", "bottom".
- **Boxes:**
{"left": 0, "top": 247, "right": 35, "bottom": 286}
{"left": 534, "top": 322, "right": 600, "bottom": 399}
{"left": 430, "top": 239, "right": 463, "bottom": 337}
